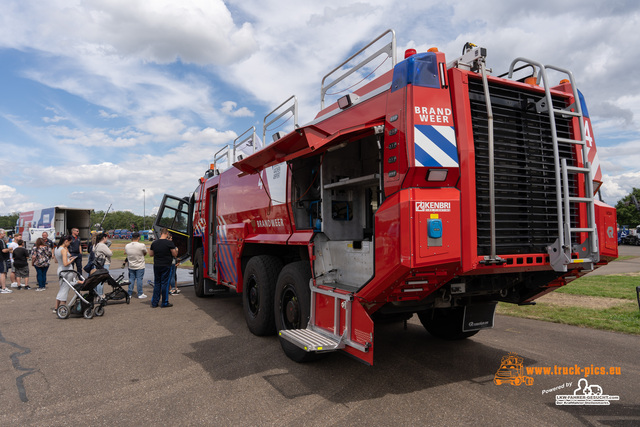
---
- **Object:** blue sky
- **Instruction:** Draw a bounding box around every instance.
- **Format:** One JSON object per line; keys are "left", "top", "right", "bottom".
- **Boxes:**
{"left": 1, "top": 0, "right": 639, "bottom": 217}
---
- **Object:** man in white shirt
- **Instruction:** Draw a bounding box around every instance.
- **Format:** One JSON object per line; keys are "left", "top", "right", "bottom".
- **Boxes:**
{"left": 125, "top": 232, "right": 148, "bottom": 299}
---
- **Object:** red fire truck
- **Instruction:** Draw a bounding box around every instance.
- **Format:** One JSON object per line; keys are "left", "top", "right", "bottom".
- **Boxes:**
{"left": 156, "top": 30, "right": 617, "bottom": 365}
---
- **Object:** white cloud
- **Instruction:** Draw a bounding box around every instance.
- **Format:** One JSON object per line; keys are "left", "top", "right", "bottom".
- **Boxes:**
{"left": 0, "top": 0, "right": 257, "bottom": 65}
{"left": 99, "top": 110, "right": 118, "bottom": 119}
{"left": 42, "top": 115, "right": 66, "bottom": 123}
{"left": 221, "top": 101, "right": 254, "bottom": 118}
{"left": 0, "top": 185, "right": 41, "bottom": 214}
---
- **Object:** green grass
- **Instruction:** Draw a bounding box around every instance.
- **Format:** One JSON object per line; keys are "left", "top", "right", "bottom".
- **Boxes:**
{"left": 556, "top": 275, "right": 639, "bottom": 300}
{"left": 614, "top": 255, "right": 638, "bottom": 261}
{"left": 497, "top": 273, "right": 640, "bottom": 334}
{"left": 497, "top": 302, "right": 640, "bottom": 335}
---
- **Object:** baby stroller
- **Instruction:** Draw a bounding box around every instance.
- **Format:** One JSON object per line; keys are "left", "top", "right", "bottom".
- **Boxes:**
{"left": 57, "top": 270, "right": 108, "bottom": 319}
{"left": 92, "top": 254, "right": 131, "bottom": 305}
{"left": 103, "top": 271, "right": 131, "bottom": 305}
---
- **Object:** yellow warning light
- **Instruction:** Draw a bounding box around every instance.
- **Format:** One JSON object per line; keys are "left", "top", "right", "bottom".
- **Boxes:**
{"left": 428, "top": 47, "right": 439, "bottom": 52}
{"left": 318, "top": 347, "right": 323, "bottom": 351}
{"left": 559, "top": 79, "right": 570, "bottom": 84}
{"left": 525, "top": 76, "right": 537, "bottom": 85}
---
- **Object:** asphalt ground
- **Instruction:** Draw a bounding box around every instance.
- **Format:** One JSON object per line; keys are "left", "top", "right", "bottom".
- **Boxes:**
{"left": 0, "top": 251, "right": 639, "bottom": 426}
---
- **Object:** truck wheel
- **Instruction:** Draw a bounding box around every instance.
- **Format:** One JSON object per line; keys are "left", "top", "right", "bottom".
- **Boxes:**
{"left": 274, "top": 261, "right": 324, "bottom": 362}
{"left": 243, "top": 255, "right": 282, "bottom": 336}
{"left": 417, "top": 307, "right": 479, "bottom": 340}
{"left": 194, "top": 248, "right": 205, "bottom": 297}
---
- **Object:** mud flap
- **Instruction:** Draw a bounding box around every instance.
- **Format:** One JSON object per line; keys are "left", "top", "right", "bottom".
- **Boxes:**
{"left": 462, "top": 302, "right": 496, "bottom": 332}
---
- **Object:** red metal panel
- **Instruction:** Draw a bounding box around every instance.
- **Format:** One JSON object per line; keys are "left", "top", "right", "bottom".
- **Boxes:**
{"left": 286, "top": 231, "right": 314, "bottom": 245}
{"left": 414, "top": 188, "right": 461, "bottom": 265}
{"left": 382, "top": 87, "right": 407, "bottom": 196}
{"left": 448, "top": 69, "right": 479, "bottom": 273}
{"left": 595, "top": 201, "right": 618, "bottom": 260}
{"left": 401, "top": 84, "right": 460, "bottom": 189}
{"left": 342, "top": 300, "right": 374, "bottom": 366}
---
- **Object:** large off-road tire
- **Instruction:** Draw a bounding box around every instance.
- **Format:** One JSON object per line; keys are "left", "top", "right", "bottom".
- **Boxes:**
{"left": 274, "top": 261, "right": 324, "bottom": 363}
{"left": 194, "top": 248, "right": 205, "bottom": 298}
{"left": 242, "top": 255, "right": 282, "bottom": 336}
{"left": 417, "top": 307, "right": 479, "bottom": 340}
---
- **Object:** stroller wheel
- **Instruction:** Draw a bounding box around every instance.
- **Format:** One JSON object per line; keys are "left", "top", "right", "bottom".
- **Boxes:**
{"left": 126, "top": 295, "right": 131, "bottom": 304}
{"left": 83, "top": 307, "right": 94, "bottom": 319}
{"left": 94, "top": 305, "right": 105, "bottom": 317}
{"left": 57, "top": 305, "right": 70, "bottom": 319}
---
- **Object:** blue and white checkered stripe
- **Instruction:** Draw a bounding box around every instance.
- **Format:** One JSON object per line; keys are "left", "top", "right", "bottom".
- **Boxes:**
{"left": 414, "top": 125, "right": 458, "bottom": 167}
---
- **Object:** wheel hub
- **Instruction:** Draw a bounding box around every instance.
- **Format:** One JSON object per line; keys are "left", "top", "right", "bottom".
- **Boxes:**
{"left": 285, "top": 299, "right": 299, "bottom": 324}
{"left": 248, "top": 283, "right": 259, "bottom": 312}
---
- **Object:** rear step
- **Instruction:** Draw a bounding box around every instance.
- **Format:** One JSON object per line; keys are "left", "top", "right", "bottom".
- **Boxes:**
{"left": 279, "top": 328, "right": 344, "bottom": 352}
{"left": 278, "top": 282, "right": 370, "bottom": 354}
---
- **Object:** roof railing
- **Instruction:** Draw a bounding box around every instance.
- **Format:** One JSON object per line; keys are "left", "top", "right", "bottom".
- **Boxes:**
{"left": 320, "top": 29, "right": 396, "bottom": 109}
{"left": 263, "top": 95, "right": 298, "bottom": 145}
{"left": 233, "top": 126, "right": 258, "bottom": 162}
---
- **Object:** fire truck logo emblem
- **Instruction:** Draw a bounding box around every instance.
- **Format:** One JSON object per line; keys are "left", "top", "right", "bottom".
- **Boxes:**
{"left": 607, "top": 226, "right": 614, "bottom": 239}
{"left": 494, "top": 353, "right": 534, "bottom": 386}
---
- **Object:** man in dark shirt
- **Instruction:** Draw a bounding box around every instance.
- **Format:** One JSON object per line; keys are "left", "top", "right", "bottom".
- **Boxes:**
{"left": 68, "top": 228, "right": 82, "bottom": 274}
{"left": 12, "top": 240, "right": 30, "bottom": 290}
{"left": 149, "top": 228, "right": 178, "bottom": 308}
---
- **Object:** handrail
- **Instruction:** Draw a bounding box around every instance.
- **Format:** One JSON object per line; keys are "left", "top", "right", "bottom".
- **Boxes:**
{"left": 213, "top": 145, "right": 230, "bottom": 173}
{"left": 321, "top": 29, "right": 396, "bottom": 109}
{"left": 233, "top": 126, "right": 257, "bottom": 162}
{"left": 263, "top": 95, "right": 298, "bottom": 144}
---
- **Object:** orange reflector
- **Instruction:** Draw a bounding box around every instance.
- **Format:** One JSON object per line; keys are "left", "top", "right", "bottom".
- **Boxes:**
{"left": 404, "top": 48, "right": 417, "bottom": 59}
{"left": 428, "top": 47, "right": 439, "bottom": 52}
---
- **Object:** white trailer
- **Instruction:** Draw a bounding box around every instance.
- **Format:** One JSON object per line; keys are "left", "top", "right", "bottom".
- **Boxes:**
{"left": 16, "top": 207, "right": 93, "bottom": 250}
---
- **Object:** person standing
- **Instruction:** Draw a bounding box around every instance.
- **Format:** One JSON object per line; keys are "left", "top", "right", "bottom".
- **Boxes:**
{"left": 41, "top": 231, "right": 56, "bottom": 288}
{"left": 12, "top": 240, "right": 30, "bottom": 290}
{"left": 83, "top": 233, "right": 98, "bottom": 275}
{"left": 68, "top": 228, "right": 83, "bottom": 274}
{"left": 0, "top": 229, "right": 13, "bottom": 293}
{"left": 167, "top": 233, "right": 180, "bottom": 295}
{"left": 7, "top": 232, "right": 22, "bottom": 288}
{"left": 149, "top": 228, "right": 177, "bottom": 308}
{"left": 31, "top": 238, "right": 52, "bottom": 291}
{"left": 42, "top": 231, "right": 56, "bottom": 262}
{"left": 93, "top": 233, "right": 112, "bottom": 298}
{"left": 125, "top": 232, "right": 148, "bottom": 299}
{"left": 54, "top": 235, "right": 76, "bottom": 313}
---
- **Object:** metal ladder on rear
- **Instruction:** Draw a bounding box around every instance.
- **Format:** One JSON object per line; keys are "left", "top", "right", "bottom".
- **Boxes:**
{"left": 508, "top": 59, "right": 599, "bottom": 272}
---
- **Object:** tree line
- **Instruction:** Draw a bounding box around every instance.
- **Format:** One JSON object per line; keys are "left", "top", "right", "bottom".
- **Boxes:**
{"left": 614, "top": 187, "right": 640, "bottom": 227}
{"left": 90, "top": 210, "right": 157, "bottom": 232}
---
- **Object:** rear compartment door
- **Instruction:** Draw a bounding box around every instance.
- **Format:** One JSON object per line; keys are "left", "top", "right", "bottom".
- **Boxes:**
{"left": 153, "top": 194, "right": 192, "bottom": 262}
